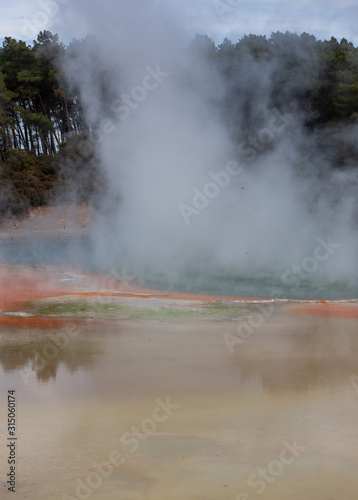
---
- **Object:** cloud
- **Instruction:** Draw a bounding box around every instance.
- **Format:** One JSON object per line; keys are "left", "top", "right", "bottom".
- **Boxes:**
{"left": 0, "top": 2, "right": 38, "bottom": 42}
{"left": 1, "top": 1, "right": 358, "bottom": 46}
{"left": 0, "top": 0, "right": 74, "bottom": 45}
{"left": 204, "top": 0, "right": 358, "bottom": 45}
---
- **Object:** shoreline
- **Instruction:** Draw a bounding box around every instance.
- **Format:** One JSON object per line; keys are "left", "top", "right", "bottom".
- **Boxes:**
{"left": 1, "top": 207, "right": 357, "bottom": 305}
{"left": 0, "top": 204, "right": 90, "bottom": 241}
{"left": 0, "top": 265, "right": 357, "bottom": 329}
{"left": 2, "top": 262, "right": 358, "bottom": 303}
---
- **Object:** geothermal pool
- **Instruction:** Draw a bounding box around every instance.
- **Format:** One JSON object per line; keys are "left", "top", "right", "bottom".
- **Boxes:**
{"left": 1, "top": 294, "right": 358, "bottom": 499}
{"left": 1, "top": 239, "right": 358, "bottom": 300}
{"left": 0, "top": 265, "right": 358, "bottom": 499}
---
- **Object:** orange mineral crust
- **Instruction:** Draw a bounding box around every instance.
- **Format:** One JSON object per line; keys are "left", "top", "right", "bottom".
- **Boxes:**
{"left": 286, "top": 302, "right": 358, "bottom": 319}
{"left": 0, "top": 266, "right": 90, "bottom": 328}
{"left": 1, "top": 265, "right": 357, "bottom": 329}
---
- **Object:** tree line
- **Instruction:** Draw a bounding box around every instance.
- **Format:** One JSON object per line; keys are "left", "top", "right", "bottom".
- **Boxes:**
{"left": 0, "top": 31, "right": 83, "bottom": 158}
{"left": 1, "top": 30, "right": 358, "bottom": 219}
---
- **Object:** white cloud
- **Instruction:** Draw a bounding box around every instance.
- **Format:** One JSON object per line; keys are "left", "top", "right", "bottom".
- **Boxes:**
{"left": 0, "top": 1, "right": 43, "bottom": 43}
{"left": 203, "top": 0, "right": 358, "bottom": 44}
{"left": 0, "top": 0, "right": 73, "bottom": 45}
{"left": 0, "top": 0, "right": 358, "bottom": 46}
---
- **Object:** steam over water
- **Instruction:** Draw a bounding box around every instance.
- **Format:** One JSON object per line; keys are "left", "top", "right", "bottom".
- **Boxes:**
{"left": 0, "top": 237, "right": 357, "bottom": 299}
{"left": 28, "top": 0, "right": 358, "bottom": 299}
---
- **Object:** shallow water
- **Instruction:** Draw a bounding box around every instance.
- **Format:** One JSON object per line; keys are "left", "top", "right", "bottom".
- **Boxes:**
{"left": 1, "top": 305, "right": 358, "bottom": 499}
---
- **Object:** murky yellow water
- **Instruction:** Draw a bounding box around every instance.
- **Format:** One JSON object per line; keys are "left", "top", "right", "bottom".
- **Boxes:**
{"left": 1, "top": 305, "right": 358, "bottom": 499}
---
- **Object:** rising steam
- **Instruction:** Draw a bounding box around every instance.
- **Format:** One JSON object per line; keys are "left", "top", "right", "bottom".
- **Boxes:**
{"left": 55, "top": 0, "right": 358, "bottom": 297}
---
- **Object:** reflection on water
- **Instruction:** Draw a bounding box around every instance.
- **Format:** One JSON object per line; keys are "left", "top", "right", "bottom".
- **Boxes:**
{"left": 0, "top": 308, "right": 358, "bottom": 499}
{"left": 230, "top": 313, "right": 358, "bottom": 394}
{"left": 0, "top": 310, "right": 357, "bottom": 393}
{"left": 0, "top": 326, "right": 103, "bottom": 382}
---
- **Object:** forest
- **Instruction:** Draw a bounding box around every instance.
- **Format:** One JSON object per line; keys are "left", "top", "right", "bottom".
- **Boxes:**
{"left": 1, "top": 30, "right": 358, "bottom": 219}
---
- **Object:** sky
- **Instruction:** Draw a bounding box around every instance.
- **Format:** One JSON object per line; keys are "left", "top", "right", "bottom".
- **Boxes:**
{"left": 0, "top": 0, "right": 358, "bottom": 46}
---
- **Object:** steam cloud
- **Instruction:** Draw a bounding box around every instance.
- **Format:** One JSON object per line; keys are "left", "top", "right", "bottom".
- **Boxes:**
{"left": 57, "top": 0, "right": 358, "bottom": 297}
